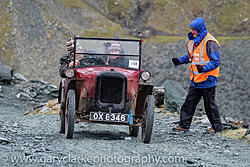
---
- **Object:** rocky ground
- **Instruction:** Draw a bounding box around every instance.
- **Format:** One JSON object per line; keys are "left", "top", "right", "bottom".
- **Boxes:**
{"left": 0, "top": 83, "right": 250, "bottom": 167}
{"left": 1, "top": 0, "right": 249, "bottom": 128}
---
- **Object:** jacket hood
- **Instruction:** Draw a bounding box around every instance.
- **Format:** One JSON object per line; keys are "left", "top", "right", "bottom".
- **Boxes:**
{"left": 189, "top": 17, "right": 208, "bottom": 46}
{"left": 189, "top": 17, "right": 207, "bottom": 34}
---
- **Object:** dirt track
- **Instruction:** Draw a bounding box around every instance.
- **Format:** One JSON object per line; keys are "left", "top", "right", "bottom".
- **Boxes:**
{"left": 0, "top": 86, "right": 249, "bottom": 167}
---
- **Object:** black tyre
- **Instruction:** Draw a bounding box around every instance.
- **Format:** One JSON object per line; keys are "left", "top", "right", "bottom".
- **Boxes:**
{"left": 59, "top": 104, "right": 65, "bottom": 133}
{"left": 65, "top": 89, "right": 76, "bottom": 139}
{"left": 141, "top": 95, "right": 154, "bottom": 144}
{"left": 129, "top": 125, "right": 139, "bottom": 137}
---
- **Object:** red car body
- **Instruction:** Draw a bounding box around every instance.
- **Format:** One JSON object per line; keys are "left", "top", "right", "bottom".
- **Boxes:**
{"left": 75, "top": 66, "right": 139, "bottom": 99}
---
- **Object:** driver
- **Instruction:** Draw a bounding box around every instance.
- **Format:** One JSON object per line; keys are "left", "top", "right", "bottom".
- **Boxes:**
{"left": 105, "top": 42, "right": 129, "bottom": 68}
{"left": 59, "top": 38, "right": 82, "bottom": 78}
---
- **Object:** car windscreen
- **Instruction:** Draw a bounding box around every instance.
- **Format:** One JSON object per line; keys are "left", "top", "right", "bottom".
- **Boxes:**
{"left": 74, "top": 38, "right": 141, "bottom": 70}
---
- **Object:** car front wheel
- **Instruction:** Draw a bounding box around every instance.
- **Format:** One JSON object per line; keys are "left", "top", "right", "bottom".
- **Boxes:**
{"left": 141, "top": 95, "right": 154, "bottom": 143}
{"left": 65, "top": 89, "right": 76, "bottom": 139}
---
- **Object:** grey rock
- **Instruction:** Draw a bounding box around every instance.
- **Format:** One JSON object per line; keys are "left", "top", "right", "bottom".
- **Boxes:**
{"left": 200, "top": 117, "right": 210, "bottom": 125}
{"left": 225, "top": 117, "right": 235, "bottom": 123}
{"left": 12, "top": 123, "right": 19, "bottom": 128}
{"left": 24, "top": 152, "right": 32, "bottom": 156}
{"left": 16, "top": 92, "right": 33, "bottom": 101}
{"left": 35, "top": 136, "right": 43, "bottom": 140}
{"left": 221, "top": 117, "right": 226, "bottom": 123}
{"left": 222, "top": 123, "right": 238, "bottom": 130}
{"left": 43, "top": 89, "right": 50, "bottom": 95}
{"left": 30, "top": 79, "right": 47, "bottom": 85}
{"left": 164, "top": 80, "right": 187, "bottom": 113}
{"left": 13, "top": 73, "right": 28, "bottom": 81}
{"left": 125, "top": 137, "right": 131, "bottom": 141}
{"left": 46, "top": 84, "right": 58, "bottom": 95}
{"left": 0, "top": 65, "right": 13, "bottom": 83}
{"left": 50, "top": 93, "right": 58, "bottom": 98}
{"left": 39, "top": 85, "right": 47, "bottom": 90}
{"left": 27, "top": 91, "right": 37, "bottom": 98}
{"left": 186, "top": 160, "right": 196, "bottom": 164}
{"left": 0, "top": 86, "right": 3, "bottom": 93}
{"left": 0, "top": 137, "right": 11, "bottom": 144}
{"left": 47, "top": 84, "right": 57, "bottom": 89}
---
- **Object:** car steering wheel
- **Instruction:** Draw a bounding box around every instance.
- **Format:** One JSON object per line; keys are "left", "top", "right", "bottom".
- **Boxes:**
{"left": 79, "top": 56, "right": 105, "bottom": 66}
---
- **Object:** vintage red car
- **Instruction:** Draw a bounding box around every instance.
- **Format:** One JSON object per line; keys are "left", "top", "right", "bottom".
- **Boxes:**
{"left": 58, "top": 37, "right": 154, "bottom": 143}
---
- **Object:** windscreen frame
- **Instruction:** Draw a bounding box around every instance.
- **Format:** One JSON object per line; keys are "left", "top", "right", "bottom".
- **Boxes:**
{"left": 73, "top": 36, "right": 142, "bottom": 70}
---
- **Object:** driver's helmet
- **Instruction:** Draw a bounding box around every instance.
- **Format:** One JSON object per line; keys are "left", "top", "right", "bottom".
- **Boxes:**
{"left": 109, "top": 42, "right": 121, "bottom": 53}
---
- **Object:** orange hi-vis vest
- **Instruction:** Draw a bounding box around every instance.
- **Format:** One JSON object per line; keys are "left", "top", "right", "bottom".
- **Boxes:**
{"left": 187, "top": 33, "right": 220, "bottom": 83}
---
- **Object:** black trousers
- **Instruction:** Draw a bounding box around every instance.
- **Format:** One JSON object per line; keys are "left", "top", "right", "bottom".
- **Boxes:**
{"left": 179, "top": 86, "right": 224, "bottom": 132}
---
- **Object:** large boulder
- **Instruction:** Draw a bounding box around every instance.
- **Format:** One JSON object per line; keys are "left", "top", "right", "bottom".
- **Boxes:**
{"left": 0, "top": 65, "right": 13, "bottom": 84}
{"left": 164, "top": 80, "right": 187, "bottom": 113}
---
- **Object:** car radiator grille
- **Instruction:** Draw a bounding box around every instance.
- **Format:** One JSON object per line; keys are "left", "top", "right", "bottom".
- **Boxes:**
{"left": 100, "top": 78, "right": 122, "bottom": 104}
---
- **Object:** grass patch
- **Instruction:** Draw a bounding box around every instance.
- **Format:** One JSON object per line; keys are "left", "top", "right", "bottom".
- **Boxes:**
{"left": 217, "top": 36, "right": 250, "bottom": 42}
{"left": 144, "top": 35, "right": 250, "bottom": 44}
{"left": 56, "top": 0, "right": 87, "bottom": 10}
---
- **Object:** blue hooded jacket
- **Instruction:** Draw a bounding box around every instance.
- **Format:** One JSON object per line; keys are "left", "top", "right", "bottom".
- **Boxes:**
{"left": 178, "top": 17, "right": 220, "bottom": 89}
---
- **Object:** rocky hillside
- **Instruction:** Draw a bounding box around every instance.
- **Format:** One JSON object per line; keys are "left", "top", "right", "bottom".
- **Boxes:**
{"left": 0, "top": 0, "right": 250, "bottom": 123}
{"left": 0, "top": 0, "right": 249, "bottom": 82}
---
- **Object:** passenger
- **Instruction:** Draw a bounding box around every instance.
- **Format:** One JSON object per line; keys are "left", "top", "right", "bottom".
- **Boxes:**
{"left": 59, "top": 38, "right": 82, "bottom": 78}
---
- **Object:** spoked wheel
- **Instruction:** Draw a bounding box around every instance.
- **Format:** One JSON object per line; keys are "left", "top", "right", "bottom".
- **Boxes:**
{"left": 65, "top": 89, "right": 76, "bottom": 139}
{"left": 141, "top": 95, "right": 154, "bottom": 143}
{"left": 129, "top": 125, "right": 139, "bottom": 137}
{"left": 59, "top": 103, "right": 65, "bottom": 133}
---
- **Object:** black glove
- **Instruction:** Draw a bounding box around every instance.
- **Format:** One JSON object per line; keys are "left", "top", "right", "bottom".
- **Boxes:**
{"left": 172, "top": 58, "right": 180, "bottom": 66}
{"left": 196, "top": 65, "right": 203, "bottom": 73}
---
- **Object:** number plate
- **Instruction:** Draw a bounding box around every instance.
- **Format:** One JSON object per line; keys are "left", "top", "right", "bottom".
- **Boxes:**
{"left": 90, "top": 112, "right": 129, "bottom": 123}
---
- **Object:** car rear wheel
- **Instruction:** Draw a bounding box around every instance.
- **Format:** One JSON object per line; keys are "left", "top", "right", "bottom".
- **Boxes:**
{"left": 59, "top": 104, "right": 65, "bottom": 133}
{"left": 129, "top": 125, "right": 139, "bottom": 137}
{"left": 141, "top": 95, "right": 154, "bottom": 143}
{"left": 65, "top": 89, "right": 76, "bottom": 139}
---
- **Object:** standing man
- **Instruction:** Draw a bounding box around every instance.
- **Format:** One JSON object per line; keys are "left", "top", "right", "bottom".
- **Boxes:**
{"left": 172, "top": 17, "right": 224, "bottom": 133}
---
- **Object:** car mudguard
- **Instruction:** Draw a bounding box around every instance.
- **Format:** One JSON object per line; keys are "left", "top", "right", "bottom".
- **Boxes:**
{"left": 135, "top": 84, "right": 154, "bottom": 116}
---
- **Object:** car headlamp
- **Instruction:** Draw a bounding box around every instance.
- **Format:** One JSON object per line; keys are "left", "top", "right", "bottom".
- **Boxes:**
{"left": 140, "top": 70, "right": 151, "bottom": 81}
{"left": 65, "top": 68, "right": 74, "bottom": 78}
